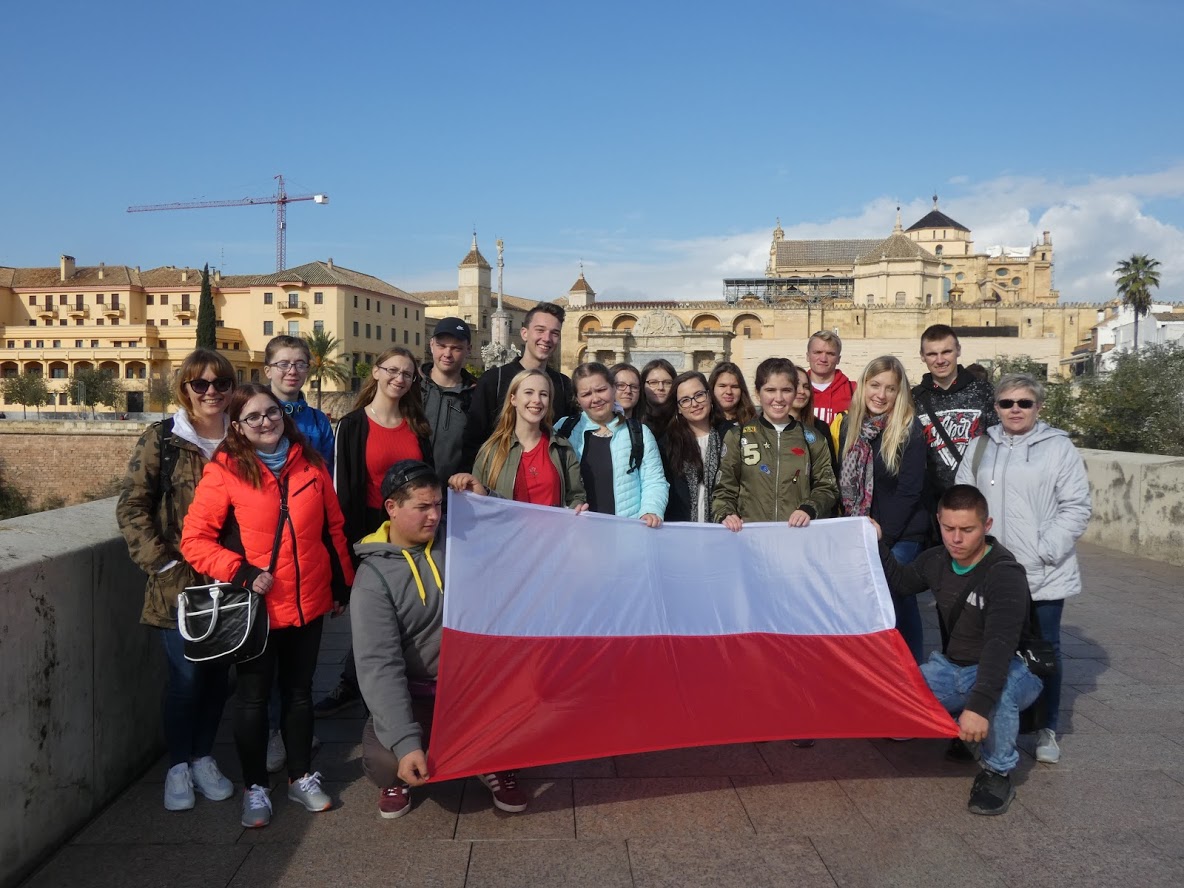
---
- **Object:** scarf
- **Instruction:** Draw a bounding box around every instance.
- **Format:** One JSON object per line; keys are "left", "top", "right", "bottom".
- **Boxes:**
{"left": 682, "top": 429, "right": 722, "bottom": 523}
{"left": 256, "top": 436, "right": 291, "bottom": 476}
{"left": 840, "top": 413, "right": 888, "bottom": 517}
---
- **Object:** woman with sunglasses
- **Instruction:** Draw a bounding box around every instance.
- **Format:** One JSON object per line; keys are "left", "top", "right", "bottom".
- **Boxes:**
{"left": 181, "top": 384, "right": 354, "bottom": 828}
{"left": 450, "top": 369, "right": 587, "bottom": 509}
{"left": 609, "top": 362, "right": 647, "bottom": 424}
{"left": 661, "top": 371, "right": 722, "bottom": 523}
{"left": 335, "top": 347, "right": 433, "bottom": 548}
{"left": 640, "top": 358, "right": 677, "bottom": 440}
{"left": 708, "top": 361, "right": 755, "bottom": 435}
{"left": 557, "top": 362, "right": 668, "bottom": 527}
{"left": 956, "top": 373, "right": 1091, "bottom": 766}
{"left": 117, "top": 349, "right": 237, "bottom": 813}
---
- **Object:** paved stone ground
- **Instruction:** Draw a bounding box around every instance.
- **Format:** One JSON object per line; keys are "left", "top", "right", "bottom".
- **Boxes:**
{"left": 22, "top": 543, "right": 1184, "bottom": 888}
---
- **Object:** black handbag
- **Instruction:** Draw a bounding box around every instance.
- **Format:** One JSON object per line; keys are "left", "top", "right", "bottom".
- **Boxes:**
{"left": 177, "top": 479, "right": 288, "bottom": 664}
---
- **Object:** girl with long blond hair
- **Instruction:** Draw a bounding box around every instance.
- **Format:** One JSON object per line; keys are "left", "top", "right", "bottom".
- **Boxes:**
{"left": 839, "top": 355, "right": 930, "bottom": 662}
{"left": 449, "top": 368, "right": 587, "bottom": 509}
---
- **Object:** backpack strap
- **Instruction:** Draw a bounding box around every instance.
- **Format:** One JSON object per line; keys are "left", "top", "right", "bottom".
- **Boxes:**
{"left": 938, "top": 563, "right": 993, "bottom": 652}
{"left": 969, "top": 435, "right": 988, "bottom": 479}
{"left": 557, "top": 414, "right": 581, "bottom": 439}
{"left": 917, "top": 389, "right": 965, "bottom": 469}
{"left": 626, "top": 417, "right": 644, "bottom": 474}
{"left": 157, "top": 417, "right": 179, "bottom": 500}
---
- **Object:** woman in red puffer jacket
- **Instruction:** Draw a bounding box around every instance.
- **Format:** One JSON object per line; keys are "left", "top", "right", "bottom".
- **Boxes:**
{"left": 182, "top": 383, "right": 353, "bottom": 830}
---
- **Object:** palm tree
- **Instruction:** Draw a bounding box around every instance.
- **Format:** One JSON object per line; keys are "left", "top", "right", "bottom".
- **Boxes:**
{"left": 1115, "top": 254, "right": 1162, "bottom": 352}
{"left": 302, "top": 329, "right": 351, "bottom": 409}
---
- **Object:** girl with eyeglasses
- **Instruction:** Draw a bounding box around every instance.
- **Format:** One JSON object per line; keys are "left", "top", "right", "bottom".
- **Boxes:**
{"left": 640, "top": 358, "right": 677, "bottom": 440}
{"left": 707, "top": 361, "right": 755, "bottom": 434}
{"left": 955, "top": 372, "right": 1091, "bottom": 766}
{"left": 263, "top": 335, "right": 335, "bottom": 465}
{"left": 557, "top": 362, "right": 668, "bottom": 527}
{"left": 838, "top": 356, "right": 930, "bottom": 663}
{"left": 117, "top": 348, "right": 237, "bottom": 813}
{"left": 181, "top": 384, "right": 354, "bottom": 829}
{"left": 609, "top": 362, "right": 647, "bottom": 424}
{"left": 449, "top": 368, "right": 588, "bottom": 510}
{"left": 661, "top": 371, "right": 723, "bottom": 523}
{"left": 335, "top": 347, "right": 433, "bottom": 548}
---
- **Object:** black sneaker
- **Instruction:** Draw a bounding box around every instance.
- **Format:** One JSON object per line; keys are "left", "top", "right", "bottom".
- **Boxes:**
{"left": 967, "top": 769, "right": 1014, "bottom": 815}
{"left": 945, "top": 738, "right": 981, "bottom": 763}
{"left": 313, "top": 680, "right": 361, "bottom": 717}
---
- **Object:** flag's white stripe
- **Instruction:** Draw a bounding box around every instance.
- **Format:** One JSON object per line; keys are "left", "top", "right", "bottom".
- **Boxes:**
{"left": 443, "top": 492, "right": 896, "bottom": 639}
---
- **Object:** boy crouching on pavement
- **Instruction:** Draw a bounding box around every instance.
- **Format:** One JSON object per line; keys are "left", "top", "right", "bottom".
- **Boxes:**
{"left": 877, "top": 484, "right": 1043, "bottom": 815}
{"left": 350, "top": 459, "right": 530, "bottom": 818}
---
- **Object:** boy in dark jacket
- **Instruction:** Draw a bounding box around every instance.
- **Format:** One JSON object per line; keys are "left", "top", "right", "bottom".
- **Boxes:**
{"left": 878, "top": 484, "right": 1043, "bottom": 816}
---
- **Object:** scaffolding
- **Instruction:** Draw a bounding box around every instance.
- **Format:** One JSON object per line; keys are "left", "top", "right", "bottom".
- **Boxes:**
{"left": 722, "top": 277, "right": 855, "bottom": 304}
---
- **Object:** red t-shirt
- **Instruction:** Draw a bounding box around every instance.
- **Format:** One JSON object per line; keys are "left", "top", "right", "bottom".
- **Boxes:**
{"left": 365, "top": 418, "right": 423, "bottom": 508}
{"left": 512, "top": 436, "right": 561, "bottom": 506}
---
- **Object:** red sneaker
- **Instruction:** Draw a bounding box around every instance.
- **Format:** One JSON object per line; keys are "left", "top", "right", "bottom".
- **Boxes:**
{"left": 478, "top": 771, "right": 529, "bottom": 813}
{"left": 378, "top": 784, "right": 411, "bottom": 819}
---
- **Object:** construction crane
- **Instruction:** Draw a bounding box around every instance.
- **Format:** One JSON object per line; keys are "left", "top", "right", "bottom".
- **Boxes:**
{"left": 127, "top": 174, "right": 328, "bottom": 272}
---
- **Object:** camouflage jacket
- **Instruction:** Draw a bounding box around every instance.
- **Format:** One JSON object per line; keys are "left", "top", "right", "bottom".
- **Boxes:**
{"left": 115, "top": 420, "right": 213, "bottom": 628}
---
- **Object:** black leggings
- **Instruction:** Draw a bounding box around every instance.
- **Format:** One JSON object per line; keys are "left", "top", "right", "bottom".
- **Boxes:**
{"left": 235, "top": 617, "right": 324, "bottom": 788}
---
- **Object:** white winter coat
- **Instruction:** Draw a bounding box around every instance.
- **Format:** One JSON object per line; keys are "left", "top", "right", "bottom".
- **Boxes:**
{"left": 956, "top": 421, "right": 1091, "bottom": 601}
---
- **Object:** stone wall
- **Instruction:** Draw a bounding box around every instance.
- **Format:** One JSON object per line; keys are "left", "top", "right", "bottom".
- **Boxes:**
{"left": 1078, "top": 449, "right": 1184, "bottom": 567}
{"left": 0, "top": 421, "right": 147, "bottom": 508}
{"left": 0, "top": 498, "right": 164, "bottom": 888}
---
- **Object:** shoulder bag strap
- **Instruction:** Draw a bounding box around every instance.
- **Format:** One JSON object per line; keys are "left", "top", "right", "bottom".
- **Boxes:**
{"left": 918, "top": 389, "right": 964, "bottom": 469}
{"left": 267, "top": 478, "right": 290, "bottom": 575}
{"left": 939, "top": 563, "right": 992, "bottom": 650}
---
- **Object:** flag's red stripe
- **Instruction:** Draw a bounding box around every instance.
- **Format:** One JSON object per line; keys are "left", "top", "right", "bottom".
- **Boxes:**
{"left": 426, "top": 628, "right": 957, "bottom": 781}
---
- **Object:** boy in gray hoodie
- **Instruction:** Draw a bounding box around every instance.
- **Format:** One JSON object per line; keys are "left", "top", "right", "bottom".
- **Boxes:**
{"left": 349, "top": 459, "right": 530, "bottom": 819}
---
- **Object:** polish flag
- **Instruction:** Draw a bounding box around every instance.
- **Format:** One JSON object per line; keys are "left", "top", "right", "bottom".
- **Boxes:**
{"left": 427, "top": 493, "right": 956, "bottom": 781}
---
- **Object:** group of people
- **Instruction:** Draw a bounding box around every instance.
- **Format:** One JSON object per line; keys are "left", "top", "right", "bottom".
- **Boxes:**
{"left": 116, "top": 301, "right": 1091, "bottom": 826}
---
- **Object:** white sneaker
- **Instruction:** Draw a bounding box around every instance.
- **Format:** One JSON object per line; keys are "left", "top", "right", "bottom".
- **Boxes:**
{"left": 164, "top": 762, "right": 195, "bottom": 811}
{"left": 241, "top": 784, "right": 272, "bottom": 828}
{"left": 1035, "top": 728, "right": 1061, "bottom": 763}
{"left": 266, "top": 730, "right": 286, "bottom": 773}
{"left": 190, "top": 756, "right": 234, "bottom": 801}
{"left": 288, "top": 771, "right": 332, "bottom": 812}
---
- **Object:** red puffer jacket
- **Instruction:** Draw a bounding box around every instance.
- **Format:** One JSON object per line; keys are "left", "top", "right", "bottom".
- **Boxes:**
{"left": 181, "top": 443, "right": 355, "bottom": 629}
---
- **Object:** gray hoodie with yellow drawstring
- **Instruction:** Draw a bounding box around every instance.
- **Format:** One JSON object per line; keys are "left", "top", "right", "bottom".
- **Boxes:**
{"left": 349, "top": 522, "right": 446, "bottom": 760}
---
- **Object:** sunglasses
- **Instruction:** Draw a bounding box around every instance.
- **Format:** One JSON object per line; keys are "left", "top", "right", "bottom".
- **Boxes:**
{"left": 996, "top": 398, "right": 1036, "bottom": 409}
{"left": 184, "top": 377, "right": 234, "bottom": 394}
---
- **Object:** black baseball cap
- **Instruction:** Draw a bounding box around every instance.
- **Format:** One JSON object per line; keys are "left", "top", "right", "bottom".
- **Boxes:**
{"left": 380, "top": 460, "right": 440, "bottom": 501}
{"left": 432, "top": 317, "right": 471, "bottom": 342}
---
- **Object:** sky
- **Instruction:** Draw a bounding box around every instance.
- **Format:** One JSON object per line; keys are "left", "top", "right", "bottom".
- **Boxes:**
{"left": 3, "top": 0, "right": 1183, "bottom": 305}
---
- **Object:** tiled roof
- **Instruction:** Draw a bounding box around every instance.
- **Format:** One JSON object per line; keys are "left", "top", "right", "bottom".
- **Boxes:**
{"left": 138, "top": 266, "right": 205, "bottom": 287}
{"left": 774, "top": 240, "right": 881, "bottom": 268}
{"left": 412, "top": 290, "right": 461, "bottom": 303}
{"left": 410, "top": 289, "right": 543, "bottom": 313}
{"left": 855, "top": 233, "right": 931, "bottom": 264}
{"left": 248, "top": 262, "right": 423, "bottom": 303}
{"left": 5, "top": 264, "right": 139, "bottom": 288}
{"left": 569, "top": 273, "right": 595, "bottom": 295}
{"left": 459, "top": 247, "right": 490, "bottom": 269}
{"left": 906, "top": 209, "right": 969, "bottom": 233}
{"left": 1153, "top": 311, "right": 1184, "bottom": 322}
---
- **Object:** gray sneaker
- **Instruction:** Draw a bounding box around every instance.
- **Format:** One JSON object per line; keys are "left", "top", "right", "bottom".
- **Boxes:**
{"left": 164, "top": 762, "right": 195, "bottom": 811}
{"left": 288, "top": 771, "right": 332, "bottom": 812}
{"left": 241, "top": 784, "right": 272, "bottom": 828}
{"left": 1035, "top": 728, "right": 1061, "bottom": 763}
{"left": 190, "top": 756, "right": 234, "bottom": 801}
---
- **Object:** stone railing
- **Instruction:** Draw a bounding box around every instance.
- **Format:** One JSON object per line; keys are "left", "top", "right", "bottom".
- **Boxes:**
{"left": 0, "top": 498, "right": 163, "bottom": 888}
{"left": 1078, "top": 449, "right": 1184, "bottom": 567}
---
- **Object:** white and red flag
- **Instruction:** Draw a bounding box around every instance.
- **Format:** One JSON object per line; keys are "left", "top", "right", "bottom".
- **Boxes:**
{"left": 427, "top": 493, "right": 956, "bottom": 781}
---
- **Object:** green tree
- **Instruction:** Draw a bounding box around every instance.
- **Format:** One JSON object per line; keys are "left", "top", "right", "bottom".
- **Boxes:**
{"left": 1115, "top": 254, "right": 1162, "bottom": 352}
{"left": 301, "top": 329, "right": 351, "bottom": 409}
{"left": 146, "top": 372, "right": 175, "bottom": 413}
{"left": 0, "top": 371, "right": 51, "bottom": 419}
{"left": 1075, "top": 343, "right": 1184, "bottom": 456}
{"left": 353, "top": 361, "right": 372, "bottom": 394}
{"left": 196, "top": 263, "right": 217, "bottom": 349}
{"left": 70, "top": 368, "right": 124, "bottom": 419}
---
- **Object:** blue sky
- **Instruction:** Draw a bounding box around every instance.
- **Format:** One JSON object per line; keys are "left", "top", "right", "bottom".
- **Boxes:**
{"left": 3, "top": 0, "right": 1182, "bottom": 303}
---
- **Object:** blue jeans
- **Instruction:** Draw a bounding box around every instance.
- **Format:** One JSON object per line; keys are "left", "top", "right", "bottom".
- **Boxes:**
{"left": 921, "top": 652, "right": 1043, "bottom": 774}
{"left": 1033, "top": 599, "right": 1064, "bottom": 731}
{"left": 891, "top": 540, "right": 924, "bottom": 664}
{"left": 160, "top": 628, "right": 230, "bottom": 767}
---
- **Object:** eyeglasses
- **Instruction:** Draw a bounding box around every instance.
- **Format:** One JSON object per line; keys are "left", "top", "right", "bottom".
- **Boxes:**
{"left": 267, "top": 360, "right": 309, "bottom": 373}
{"left": 238, "top": 406, "right": 284, "bottom": 428}
{"left": 997, "top": 398, "right": 1036, "bottom": 409}
{"left": 184, "top": 377, "right": 234, "bottom": 394}
{"left": 646, "top": 379, "right": 672, "bottom": 389}
{"left": 376, "top": 365, "right": 415, "bottom": 382}
{"left": 615, "top": 382, "right": 640, "bottom": 393}
{"left": 676, "top": 390, "right": 709, "bottom": 409}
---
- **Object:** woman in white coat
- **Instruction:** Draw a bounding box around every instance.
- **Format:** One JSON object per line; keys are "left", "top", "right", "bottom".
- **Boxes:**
{"left": 956, "top": 372, "right": 1091, "bottom": 766}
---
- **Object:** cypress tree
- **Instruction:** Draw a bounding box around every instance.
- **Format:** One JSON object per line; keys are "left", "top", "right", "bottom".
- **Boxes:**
{"left": 196, "top": 263, "right": 216, "bottom": 349}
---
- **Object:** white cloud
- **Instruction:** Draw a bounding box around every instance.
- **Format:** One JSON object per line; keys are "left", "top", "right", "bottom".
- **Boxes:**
{"left": 399, "top": 166, "right": 1184, "bottom": 305}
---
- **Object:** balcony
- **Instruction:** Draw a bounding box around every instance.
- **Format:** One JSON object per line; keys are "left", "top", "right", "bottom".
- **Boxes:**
{"left": 277, "top": 300, "right": 308, "bottom": 317}
{"left": 102, "top": 305, "right": 125, "bottom": 319}
{"left": 171, "top": 304, "right": 194, "bottom": 320}
{"left": 66, "top": 305, "right": 90, "bottom": 319}
{"left": 36, "top": 307, "right": 58, "bottom": 321}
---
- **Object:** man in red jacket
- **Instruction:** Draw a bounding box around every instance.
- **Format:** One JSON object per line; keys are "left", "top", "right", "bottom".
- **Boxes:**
{"left": 806, "top": 330, "right": 857, "bottom": 426}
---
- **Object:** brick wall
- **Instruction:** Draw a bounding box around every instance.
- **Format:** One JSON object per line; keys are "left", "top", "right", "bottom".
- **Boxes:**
{"left": 0, "top": 421, "right": 146, "bottom": 508}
